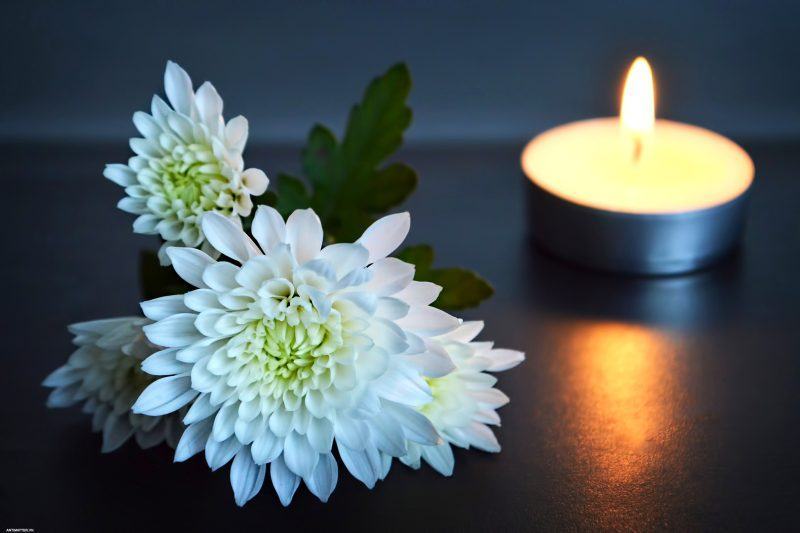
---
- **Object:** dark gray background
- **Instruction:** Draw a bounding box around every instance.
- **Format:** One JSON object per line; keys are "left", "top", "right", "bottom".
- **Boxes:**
{"left": 2, "top": 0, "right": 800, "bottom": 144}
{"left": 3, "top": 2, "right": 800, "bottom": 531}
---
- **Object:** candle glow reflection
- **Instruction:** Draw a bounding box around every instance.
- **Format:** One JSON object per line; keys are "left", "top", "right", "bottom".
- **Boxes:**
{"left": 555, "top": 321, "right": 689, "bottom": 527}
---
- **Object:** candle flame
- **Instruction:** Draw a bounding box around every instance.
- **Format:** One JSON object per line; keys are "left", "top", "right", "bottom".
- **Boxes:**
{"left": 620, "top": 57, "right": 655, "bottom": 135}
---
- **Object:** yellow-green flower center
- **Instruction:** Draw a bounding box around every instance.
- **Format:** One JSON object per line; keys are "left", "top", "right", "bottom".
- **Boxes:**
{"left": 228, "top": 311, "right": 345, "bottom": 399}
{"left": 151, "top": 143, "right": 229, "bottom": 211}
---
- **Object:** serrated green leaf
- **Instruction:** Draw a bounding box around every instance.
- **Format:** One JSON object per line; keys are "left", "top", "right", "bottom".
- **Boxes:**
{"left": 395, "top": 244, "right": 434, "bottom": 272}
{"left": 272, "top": 173, "right": 311, "bottom": 217}
{"left": 139, "top": 250, "right": 192, "bottom": 300}
{"left": 291, "top": 63, "right": 415, "bottom": 238}
{"left": 340, "top": 63, "right": 412, "bottom": 173}
{"left": 261, "top": 63, "right": 493, "bottom": 310}
{"left": 425, "top": 268, "right": 494, "bottom": 311}
{"left": 360, "top": 163, "right": 418, "bottom": 213}
{"left": 395, "top": 244, "right": 493, "bottom": 310}
{"left": 327, "top": 208, "right": 377, "bottom": 244}
{"left": 303, "top": 124, "right": 337, "bottom": 190}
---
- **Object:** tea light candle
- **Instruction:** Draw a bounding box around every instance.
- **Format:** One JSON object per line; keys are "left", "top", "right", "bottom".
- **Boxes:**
{"left": 521, "top": 57, "right": 754, "bottom": 275}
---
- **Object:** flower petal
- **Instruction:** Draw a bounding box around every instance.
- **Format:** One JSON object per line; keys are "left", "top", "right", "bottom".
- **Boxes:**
{"left": 235, "top": 256, "right": 275, "bottom": 290}
{"left": 252, "top": 429, "right": 283, "bottom": 464}
{"left": 132, "top": 214, "right": 159, "bottom": 234}
{"left": 368, "top": 414, "right": 407, "bottom": 457}
{"left": 485, "top": 349, "right": 525, "bottom": 372}
{"left": 205, "top": 435, "right": 242, "bottom": 471}
{"left": 421, "top": 443, "right": 455, "bottom": 476}
{"left": 394, "top": 281, "right": 442, "bottom": 306}
{"left": 333, "top": 417, "right": 368, "bottom": 450}
{"left": 141, "top": 348, "right": 189, "bottom": 376}
{"left": 132, "top": 111, "right": 162, "bottom": 139}
{"left": 166, "top": 247, "right": 214, "bottom": 288}
{"left": 383, "top": 400, "right": 441, "bottom": 445}
{"left": 143, "top": 313, "right": 202, "bottom": 347}
{"left": 283, "top": 431, "right": 318, "bottom": 479}
{"left": 42, "top": 366, "right": 82, "bottom": 388}
{"left": 403, "top": 341, "right": 456, "bottom": 378}
{"left": 396, "top": 305, "right": 460, "bottom": 335}
{"left": 183, "top": 289, "right": 221, "bottom": 312}
{"left": 356, "top": 212, "right": 410, "bottom": 263}
{"left": 164, "top": 60, "right": 195, "bottom": 116}
{"left": 174, "top": 418, "right": 213, "bottom": 462}
{"left": 195, "top": 81, "right": 223, "bottom": 128}
{"left": 318, "top": 243, "right": 370, "bottom": 279}
{"left": 117, "top": 197, "right": 148, "bottom": 214}
{"left": 306, "top": 417, "right": 334, "bottom": 454}
{"left": 225, "top": 115, "right": 249, "bottom": 151}
{"left": 202, "top": 212, "right": 260, "bottom": 264}
{"left": 101, "top": 414, "right": 135, "bottom": 453}
{"left": 336, "top": 442, "right": 379, "bottom": 488}
{"left": 141, "top": 294, "right": 190, "bottom": 321}
{"left": 103, "top": 164, "right": 137, "bottom": 186}
{"left": 251, "top": 205, "right": 286, "bottom": 253}
{"left": 270, "top": 455, "right": 301, "bottom": 506}
{"left": 230, "top": 448, "right": 267, "bottom": 506}
{"left": 305, "top": 453, "right": 338, "bottom": 503}
{"left": 285, "top": 209, "right": 323, "bottom": 264}
{"left": 362, "top": 258, "right": 415, "bottom": 296}
{"left": 435, "top": 320, "right": 485, "bottom": 343}
{"left": 461, "top": 422, "right": 501, "bottom": 452}
{"left": 133, "top": 375, "right": 197, "bottom": 416}
{"left": 212, "top": 402, "right": 238, "bottom": 441}
{"left": 202, "top": 262, "right": 239, "bottom": 292}
{"left": 242, "top": 168, "right": 268, "bottom": 196}
{"left": 183, "top": 393, "right": 218, "bottom": 424}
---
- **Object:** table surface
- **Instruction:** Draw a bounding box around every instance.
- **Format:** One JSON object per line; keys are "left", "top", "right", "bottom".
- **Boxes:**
{"left": 2, "top": 141, "right": 799, "bottom": 532}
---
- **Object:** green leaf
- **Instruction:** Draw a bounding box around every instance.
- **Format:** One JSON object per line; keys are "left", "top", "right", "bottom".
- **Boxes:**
{"left": 303, "top": 124, "right": 337, "bottom": 191}
{"left": 258, "top": 63, "right": 493, "bottom": 310}
{"left": 396, "top": 245, "right": 494, "bottom": 310}
{"left": 327, "top": 208, "right": 377, "bottom": 244}
{"left": 340, "top": 63, "right": 412, "bottom": 173}
{"left": 396, "top": 244, "right": 434, "bottom": 271}
{"left": 289, "top": 63, "right": 415, "bottom": 239}
{"left": 139, "top": 250, "right": 192, "bottom": 300}
{"left": 424, "top": 268, "right": 495, "bottom": 310}
{"left": 271, "top": 173, "right": 311, "bottom": 217}
{"left": 360, "top": 163, "right": 418, "bottom": 213}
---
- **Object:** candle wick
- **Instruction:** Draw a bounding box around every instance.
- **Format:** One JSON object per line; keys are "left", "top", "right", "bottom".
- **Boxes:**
{"left": 632, "top": 136, "right": 643, "bottom": 164}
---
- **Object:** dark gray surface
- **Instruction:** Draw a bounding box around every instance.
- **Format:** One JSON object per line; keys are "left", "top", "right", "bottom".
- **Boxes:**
{"left": 1, "top": 142, "right": 799, "bottom": 531}
{"left": 3, "top": 0, "right": 800, "bottom": 143}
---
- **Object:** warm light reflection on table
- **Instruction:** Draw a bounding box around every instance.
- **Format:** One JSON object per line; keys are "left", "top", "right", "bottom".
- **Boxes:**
{"left": 555, "top": 321, "right": 688, "bottom": 527}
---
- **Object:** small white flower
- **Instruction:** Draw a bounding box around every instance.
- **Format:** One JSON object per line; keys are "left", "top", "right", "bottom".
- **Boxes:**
{"left": 398, "top": 321, "right": 525, "bottom": 476}
{"left": 43, "top": 317, "right": 186, "bottom": 452}
{"left": 104, "top": 61, "right": 268, "bottom": 264}
{"left": 133, "top": 207, "right": 462, "bottom": 506}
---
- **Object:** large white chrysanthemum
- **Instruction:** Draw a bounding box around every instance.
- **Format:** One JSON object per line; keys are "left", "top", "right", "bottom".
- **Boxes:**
{"left": 398, "top": 321, "right": 524, "bottom": 476}
{"left": 43, "top": 317, "right": 185, "bottom": 452}
{"left": 104, "top": 61, "right": 268, "bottom": 264}
{"left": 132, "top": 207, "right": 463, "bottom": 506}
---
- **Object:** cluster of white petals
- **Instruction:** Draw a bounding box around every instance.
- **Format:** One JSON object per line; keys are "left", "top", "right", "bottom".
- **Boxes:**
{"left": 104, "top": 61, "right": 268, "bottom": 264}
{"left": 45, "top": 59, "right": 525, "bottom": 508}
{"left": 43, "top": 318, "right": 185, "bottom": 452}
{"left": 132, "top": 207, "right": 475, "bottom": 506}
{"left": 398, "top": 321, "right": 524, "bottom": 476}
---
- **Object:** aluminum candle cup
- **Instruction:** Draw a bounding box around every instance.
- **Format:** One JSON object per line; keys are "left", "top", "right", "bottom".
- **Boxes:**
{"left": 520, "top": 58, "right": 754, "bottom": 275}
{"left": 521, "top": 118, "right": 754, "bottom": 275}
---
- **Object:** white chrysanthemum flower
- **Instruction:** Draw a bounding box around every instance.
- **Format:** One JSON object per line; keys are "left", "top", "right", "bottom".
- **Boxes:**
{"left": 43, "top": 317, "right": 186, "bottom": 452}
{"left": 132, "top": 207, "right": 462, "bottom": 506}
{"left": 104, "top": 61, "right": 268, "bottom": 264}
{"left": 398, "top": 321, "right": 524, "bottom": 476}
